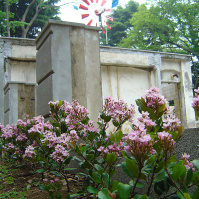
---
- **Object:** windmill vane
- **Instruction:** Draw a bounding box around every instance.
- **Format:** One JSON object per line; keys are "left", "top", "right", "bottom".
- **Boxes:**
{"left": 77, "top": 0, "right": 118, "bottom": 33}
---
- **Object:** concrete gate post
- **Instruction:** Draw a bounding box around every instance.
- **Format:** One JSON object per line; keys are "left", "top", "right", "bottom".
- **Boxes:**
{"left": 36, "top": 20, "right": 103, "bottom": 121}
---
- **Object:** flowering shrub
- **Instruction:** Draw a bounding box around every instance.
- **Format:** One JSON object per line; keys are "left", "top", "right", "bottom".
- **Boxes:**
{"left": 192, "top": 87, "right": 199, "bottom": 117}
{"left": 0, "top": 87, "right": 199, "bottom": 199}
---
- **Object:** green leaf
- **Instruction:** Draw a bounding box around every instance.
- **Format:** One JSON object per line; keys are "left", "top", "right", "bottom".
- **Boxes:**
{"left": 168, "top": 155, "right": 177, "bottom": 164}
{"left": 171, "top": 165, "right": 186, "bottom": 181}
{"left": 135, "top": 99, "right": 156, "bottom": 120}
{"left": 64, "top": 168, "right": 76, "bottom": 171}
{"left": 192, "top": 160, "right": 199, "bottom": 171}
{"left": 87, "top": 186, "right": 98, "bottom": 194}
{"left": 154, "top": 178, "right": 170, "bottom": 196}
{"left": 36, "top": 168, "right": 46, "bottom": 173}
{"left": 92, "top": 172, "right": 101, "bottom": 183}
{"left": 126, "top": 158, "right": 139, "bottom": 177}
{"left": 80, "top": 145, "right": 87, "bottom": 154}
{"left": 192, "top": 188, "right": 199, "bottom": 199}
{"left": 64, "top": 156, "right": 73, "bottom": 165}
{"left": 186, "top": 168, "right": 193, "bottom": 186}
{"left": 115, "top": 130, "right": 123, "bottom": 142}
{"left": 111, "top": 180, "right": 119, "bottom": 192}
{"left": 39, "top": 184, "right": 47, "bottom": 191}
{"left": 121, "top": 162, "right": 134, "bottom": 178}
{"left": 105, "top": 153, "right": 116, "bottom": 165}
{"left": 81, "top": 116, "right": 90, "bottom": 125}
{"left": 118, "top": 183, "right": 131, "bottom": 199}
{"left": 87, "top": 154, "right": 94, "bottom": 161}
{"left": 98, "top": 188, "right": 112, "bottom": 199}
{"left": 184, "top": 193, "right": 191, "bottom": 199}
{"left": 176, "top": 191, "right": 186, "bottom": 199}
{"left": 100, "top": 113, "right": 112, "bottom": 123}
{"left": 193, "top": 172, "right": 199, "bottom": 187}
{"left": 129, "top": 180, "right": 145, "bottom": 188}
{"left": 50, "top": 171, "right": 61, "bottom": 177}
{"left": 134, "top": 195, "right": 149, "bottom": 199}
{"left": 170, "top": 131, "right": 178, "bottom": 141}
{"left": 158, "top": 104, "right": 165, "bottom": 113}
{"left": 112, "top": 119, "right": 119, "bottom": 127}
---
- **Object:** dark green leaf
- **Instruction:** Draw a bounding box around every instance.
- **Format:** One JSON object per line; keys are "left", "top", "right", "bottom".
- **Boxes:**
{"left": 50, "top": 171, "right": 61, "bottom": 177}
{"left": 92, "top": 172, "right": 101, "bottom": 183}
{"left": 36, "top": 168, "right": 46, "bottom": 174}
{"left": 87, "top": 186, "right": 98, "bottom": 194}
{"left": 192, "top": 188, "right": 199, "bottom": 199}
{"left": 111, "top": 180, "right": 119, "bottom": 192}
{"left": 98, "top": 188, "right": 112, "bottom": 199}
{"left": 134, "top": 195, "right": 149, "bottom": 199}
{"left": 171, "top": 165, "right": 186, "bottom": 181}
{"left": 64, "top": 168, "right": 76, "bottom": 171}
{"left": 118, "top": 183, "right": 131, "bottom": 199}
{"left": 186, "top": 168, "right": 193, "bottom": 186}
{"left": 154, "top": 178, "right": 170, "bottom": 196}
{"left": 121, "top": 162, "right": 134, "bottom": 178}
{"left": 39, "top": 184, "right": 47, "bottom": 191}
{"left": 192, "top": 160, "right": 199, "bottom": 171}
{"left": 105, "top": 153, "right": 116, "bottom": 165}
{"left": 126, "top": 158, "right": 139, "bottom": 177}
{"left": 115, "top": 130, "right": 123, "bottom": 142}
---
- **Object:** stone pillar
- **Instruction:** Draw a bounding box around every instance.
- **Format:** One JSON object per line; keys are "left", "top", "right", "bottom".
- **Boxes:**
{"left": 180, "top": 61, "right": 196, "bottom": 128}
{"left": 36, "top": 20, "right": 103, "bottom": 121}
{"left": 4, "top": 82, "right": 35, "bottom": 125}
{"left": 0, "top": 39, "right": 11, "bottom": 124}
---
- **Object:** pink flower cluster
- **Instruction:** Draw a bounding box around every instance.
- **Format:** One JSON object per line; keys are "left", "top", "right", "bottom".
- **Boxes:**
{"left": 51, "top": 144, "right": 70, "bottom": 163}
{"left": 143, "top": 87, "right": 170, "bottom": 114}
{"left": 100, "top": 96, "right": 135, "bottom": 123}
{"left": 125, "top": 128, "right": 154, "bottom": 167}
{"left": 98, "top": 142, "right": 124, "bottom": 157}
{"left": 157, "top": 131, "right": 175, "bottom": 157}
{"left": 163, "top": 115, "right": 181, "bottom": 132}
{"left": 133, "top": 111, "right": 156, "bottom": 131}
{"left": 49, "top": 100, "right": 90, "bottom": 131}
{"left": 192, "top": 88, "right": 199, "bottom": 114}
{"left": 23, "top": 145, "right": 36, "bottom": 158}
{"left": 181, "top": 153, "right": 194, "bottom": 171}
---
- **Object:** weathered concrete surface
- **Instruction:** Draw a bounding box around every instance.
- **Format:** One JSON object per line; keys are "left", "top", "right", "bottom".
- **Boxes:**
{"left": 0, "top": 38, "right": 36, "bottom": 125}
{"left": 36, "top": 20, "right": 102, "bottom": 121}
{"left": 100, "top": 46, "right": 195, "bottom": 129}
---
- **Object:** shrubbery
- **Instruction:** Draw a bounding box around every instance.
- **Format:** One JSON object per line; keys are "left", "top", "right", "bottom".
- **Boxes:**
{"left": 0, "top": 87, "right": 199, "bottom": 199}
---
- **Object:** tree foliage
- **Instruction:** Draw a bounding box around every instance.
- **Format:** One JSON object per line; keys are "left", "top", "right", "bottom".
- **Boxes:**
{"left": 119, "top": 0, "right": 199, "bottom": 60}
{"left": 102, "top": 0, "right": 139, "bottom": 46}
{"left": 0, "top": 0, "right": 61, "bottom": 38}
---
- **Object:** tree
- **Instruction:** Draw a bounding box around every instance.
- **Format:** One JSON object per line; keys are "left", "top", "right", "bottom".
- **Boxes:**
{"left": 0, "top": 0, "right": 61, "bottom": 38}
{"left": 119, "top": 0, "right": 199, "bottom": 60}
{"left": 103, "top": 0, "right": 139, "bottom": 46}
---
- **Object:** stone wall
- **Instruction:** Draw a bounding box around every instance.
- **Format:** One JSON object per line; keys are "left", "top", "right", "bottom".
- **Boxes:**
{"left": 0, "top": 20, "right": 196, "bottom": 128}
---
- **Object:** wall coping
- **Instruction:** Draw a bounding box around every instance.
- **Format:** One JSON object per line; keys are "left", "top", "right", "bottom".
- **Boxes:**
{"left": 0, "top": 37, "right": 35, "bottom": 46}
{"left": 100, "top": 46, "right": 192, "bottom": 61}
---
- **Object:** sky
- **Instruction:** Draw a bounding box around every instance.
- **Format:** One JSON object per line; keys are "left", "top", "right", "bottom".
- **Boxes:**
{"left": 58, "top": 0, "right": 146, "bottom": 25}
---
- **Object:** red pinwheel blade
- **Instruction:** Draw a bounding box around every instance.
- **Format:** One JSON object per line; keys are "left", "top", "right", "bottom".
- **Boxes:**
{"left": 87, "top": 19, "right": 93, "bottom": 26}
{"left": 105, "top": 22, "right": 111, "bottom": 30}
{"left": 106, "top": 16, "right": 113, "bottom": 22}
{"left": 83, "top": 0, "right": 90, "bottom": 5}
{"left": 82, "top": 14, "right": 89, "bottom": 19}
{"left": 102, "top": 26, "right": 105, "bottom": 34}
{"left": 101, "top": 0, "right": 107, "bottom": 7}
{"left": 105, "top": 8, "right": 112, "bottom": 12}
{"left": 90, "top": 0, "right": 93, "bottom": 2}
{"left": 79, "top": 4, "right": 88, "bottom": 10}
